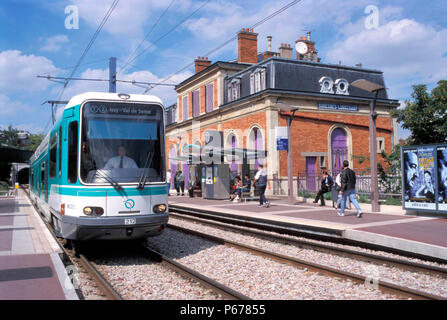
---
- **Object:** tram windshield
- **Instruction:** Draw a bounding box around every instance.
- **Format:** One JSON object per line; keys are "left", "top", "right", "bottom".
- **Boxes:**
{"left": 80, "top": 101, "right": 165, "bottom": 184}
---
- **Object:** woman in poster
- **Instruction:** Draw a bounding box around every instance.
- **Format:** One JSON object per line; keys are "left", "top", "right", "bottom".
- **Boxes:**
{"left": 415, "top": 171, "right": 435, "bottom": 202}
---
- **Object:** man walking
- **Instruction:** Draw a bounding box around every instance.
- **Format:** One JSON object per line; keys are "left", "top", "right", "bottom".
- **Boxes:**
{"left": 253, "top": 164, "right": 270, "bottom": 208}
{"left": 338, "top": 160, "right": 362, "bottom": 218}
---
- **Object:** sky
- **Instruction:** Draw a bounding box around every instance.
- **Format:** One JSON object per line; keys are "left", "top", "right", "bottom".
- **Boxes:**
{"left": 0, "top": 0, "right": 446, "bottom": 137}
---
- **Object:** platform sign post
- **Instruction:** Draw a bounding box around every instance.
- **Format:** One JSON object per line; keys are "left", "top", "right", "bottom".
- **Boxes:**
{"left": 402, "top": 143, "right": 447, "bottom": 213}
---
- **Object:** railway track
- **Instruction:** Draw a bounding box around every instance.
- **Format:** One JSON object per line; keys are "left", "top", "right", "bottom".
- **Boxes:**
{"left": 22, "top": 186, "right": 122, "bottom": 300}
{"left": 168, "top": 211, "right": 447, "bottom": 300}
{"left": 21, "top": 186, "right": 248, "bottom": 300}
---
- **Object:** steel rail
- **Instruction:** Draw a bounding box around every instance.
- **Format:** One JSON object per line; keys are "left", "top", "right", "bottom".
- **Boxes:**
{"left": 169, "top": 212, "right": 447, "bottom": 279}
{"left": 169, "top": 205, "right": 447, "bottom": 264}
{"left": 22, "top": 186, "right": 122, "bottom": 300}
{"left": 142, "top": 245, "right": 251, "bottom": 300}
{"left": 78, "top": 255, "right": 122, "bottom": 300}
{"left": 167, "top": 222, "right": 446, "bottom": 300}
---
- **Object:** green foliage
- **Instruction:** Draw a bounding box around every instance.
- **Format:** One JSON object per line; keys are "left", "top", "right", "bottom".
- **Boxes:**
{"left": 0, "top": 125, "right": 43, "bottom": 151}
{"left": 391, "top": 80, "right": 447, "bottom": 144}
{"left": 353, "top": 145, "right": 402, "bottom": 195}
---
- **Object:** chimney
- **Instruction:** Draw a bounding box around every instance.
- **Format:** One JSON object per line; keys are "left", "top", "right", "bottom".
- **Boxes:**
{"left": 237, "top": 28, "right": 258, "bottom": 64}
{"left": 279, "top": 43, "right": 293, "bottom": 59}
{"left": 194, "top": 56, "right": 211, "bottom": 73}
{"left": 267, "top": 36, "right": 272, "bottom": 51}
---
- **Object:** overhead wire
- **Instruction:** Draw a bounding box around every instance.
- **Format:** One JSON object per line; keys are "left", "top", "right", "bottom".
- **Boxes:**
{"left": 119, "top": 0, "right": 211, "bottom": 77}
{"left": 55, "top": 0, "right": 120, "bottom": 103}
{"left": 118, "top": 0, "right": 177, "bottom": 75}
{"left": 143, "top": 0, "right": 303, "bottom": 94}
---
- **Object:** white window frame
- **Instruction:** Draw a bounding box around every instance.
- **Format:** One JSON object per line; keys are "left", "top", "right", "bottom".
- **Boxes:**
{"left": 250, "top": 67, "right": 266, "bottom": 94}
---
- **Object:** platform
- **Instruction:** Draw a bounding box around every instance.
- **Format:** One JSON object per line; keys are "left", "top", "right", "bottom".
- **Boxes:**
{"left": 168, "top": 195, "right": 447, "bottom": 263}
{"left": 0, "top": 190, "right": 78, "bottom": 300}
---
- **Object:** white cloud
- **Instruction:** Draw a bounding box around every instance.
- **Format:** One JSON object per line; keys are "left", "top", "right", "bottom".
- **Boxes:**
{"left": 69, "top": 0, "right": 187, "bottom": 37}
{"left": 326, "top": 19, "right": 447, "bottom": 98}
{"left": 40, "top": 35, "right": 70, "bottom": 52}
{"left": 0, "top": 50, "right": 62, "bottom": 93}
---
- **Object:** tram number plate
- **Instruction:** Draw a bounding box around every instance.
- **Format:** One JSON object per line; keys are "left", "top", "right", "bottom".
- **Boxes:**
{"left": 124, "top": 218, "right": 136, "bottom": 225}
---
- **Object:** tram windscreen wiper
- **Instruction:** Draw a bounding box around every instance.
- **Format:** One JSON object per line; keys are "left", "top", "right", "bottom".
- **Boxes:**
{"left": 137, "top": 151, "right": 154, "bottom": 190}
{"left": 95, "top": 170, "right": 123, "bottom": 192}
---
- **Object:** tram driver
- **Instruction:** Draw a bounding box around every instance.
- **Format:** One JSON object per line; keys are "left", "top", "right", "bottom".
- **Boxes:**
{"left": 104, "top": 145, "right": 138, "bottom": 170}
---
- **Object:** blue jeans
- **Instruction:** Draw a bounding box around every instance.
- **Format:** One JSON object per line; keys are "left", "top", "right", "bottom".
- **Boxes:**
{"left": 236, "top": 187, "right": 250, "bottom": 197}
{"left": 340, "top": 189, "right": 361, "bottom": 213}
{"left": 258, "top": 185, "right": 267, "bottom": 205}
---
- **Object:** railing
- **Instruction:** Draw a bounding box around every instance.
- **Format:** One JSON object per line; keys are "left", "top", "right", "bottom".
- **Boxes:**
{"left": 272, "top": 170, "right": 402, "bottom": 204}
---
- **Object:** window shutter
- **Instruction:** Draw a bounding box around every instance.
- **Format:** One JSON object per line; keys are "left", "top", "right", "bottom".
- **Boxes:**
{"left": 250, "top": 73, "right": 254, "bottom": 94}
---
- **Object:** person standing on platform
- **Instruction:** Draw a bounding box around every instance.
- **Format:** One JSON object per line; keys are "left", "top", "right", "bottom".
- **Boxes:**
{"left": 166, "top": 170, "right": 171, "bottom": 196}
{"left": 313, "top": 171, "right": 333, "bottom": 206}
{"left": 334, "top": 171, "right": 351, "bottom": 210}
{"left": 253, "top": 164, "right": 270, "bottom": 208}
{"left": 177, "top": 170, "right": 185, "bottom": 196}
{"left": 338, "top": 160, "right": 362, "bottom": 218}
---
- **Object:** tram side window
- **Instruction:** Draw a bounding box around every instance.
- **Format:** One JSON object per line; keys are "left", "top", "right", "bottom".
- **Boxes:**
{"left": 30, "top": 169, "right": 34, "bottom": 191}
{"left": 68, "top": 121, "right": 78, "bottom": 183}
{"left": 40, "top": 162, "right": 45, "bottom": 193}
{"left": 50, "top": 134, "right": 57, "bottom": 178}
{"left": 59, "top": 126, "right": 62, "bottom": 178}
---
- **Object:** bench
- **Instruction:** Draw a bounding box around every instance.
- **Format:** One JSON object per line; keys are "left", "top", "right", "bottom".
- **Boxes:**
{"left": 240, "top": 189, "right": 259, "bottom": 203}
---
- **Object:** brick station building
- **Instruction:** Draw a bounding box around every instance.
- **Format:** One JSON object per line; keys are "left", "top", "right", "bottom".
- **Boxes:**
{"left": 165, "top": 28, "right": 400, "bottom": 193}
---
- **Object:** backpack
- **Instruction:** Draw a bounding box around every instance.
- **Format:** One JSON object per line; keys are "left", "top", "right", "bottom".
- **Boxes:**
{"left": 257, "top": 174, "right": 267, "bottom": 187}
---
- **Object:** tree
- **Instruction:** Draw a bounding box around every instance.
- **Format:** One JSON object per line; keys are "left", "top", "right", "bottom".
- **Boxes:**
{"left": 391, "top": 80, "right": 447, "bottom": 145}
{"left": 0, "top": 125, "right": 19, "bottom": 147}
{"left": 26, "top": 133, "right": 44, "bottom": 151}
{"left": 0, "top": 126, "right": 44, "bottom": 151}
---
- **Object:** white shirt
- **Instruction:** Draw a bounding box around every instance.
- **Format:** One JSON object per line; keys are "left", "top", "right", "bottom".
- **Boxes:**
{"left": 104, "top": 156, "right": 138, "bottom": 170}
{"left": 255, "top": 169, "right": 267, "bottom": 180}
{"left": 166, "top": 171, "right": 171, "bottom": 182}
{"left": 336, "top": 173, "right": 341, "bottom": 187}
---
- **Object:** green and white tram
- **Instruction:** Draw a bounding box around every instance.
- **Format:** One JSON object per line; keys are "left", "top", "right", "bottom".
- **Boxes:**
{"left": 29, "top": 92, "right": 168, "bottom": 241}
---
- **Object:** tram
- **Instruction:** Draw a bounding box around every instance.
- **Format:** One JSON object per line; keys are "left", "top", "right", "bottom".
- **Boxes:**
{"left": 29, "top": 92, "right": 168, "bottom": 241}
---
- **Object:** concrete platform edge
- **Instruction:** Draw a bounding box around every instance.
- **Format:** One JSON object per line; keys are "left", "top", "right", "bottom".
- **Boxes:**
{"left": 344, "top": 229, "right": 447, "bottom": 262}
{"left": 50, "top": 253, "right": 79, "bottom": 300}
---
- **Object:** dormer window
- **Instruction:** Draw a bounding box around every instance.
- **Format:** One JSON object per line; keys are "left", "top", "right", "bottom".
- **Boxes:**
{"left": 250, "top": 67, "right": 266, "bottom": 94}
{"left": 227, "top": 78, "right": 241, "bottom": 102}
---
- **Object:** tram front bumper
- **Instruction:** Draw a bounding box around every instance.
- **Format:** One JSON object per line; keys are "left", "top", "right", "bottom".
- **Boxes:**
{"left": 60, "top": 214, "right": 169, "bottom": 240}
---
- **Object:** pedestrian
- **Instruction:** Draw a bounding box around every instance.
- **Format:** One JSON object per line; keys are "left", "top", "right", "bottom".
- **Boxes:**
{"left": 188, "top": 175, "right": 201, "bottom": 197}
{"left": 338, "top": 160, "right": 362, "bottom": 218}
{"left": 177, "top": 170, "right": 185, "bottom": 196}
{"left": 333, "top": 171, "right": 351, "bottom": 210}
{"left": 174, "top": 171, "right": 180, "bottom": 196}
{"left": 166, "top": 170, "right": 171, "bottom": 196}
{"left": 253, "top": 164, "right": 270, "bottom": 207}
{"left": 313, "top": 171, "right": 333, "bottom": 206}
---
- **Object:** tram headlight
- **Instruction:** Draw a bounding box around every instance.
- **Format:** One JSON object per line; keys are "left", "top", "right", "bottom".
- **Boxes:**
{"left": 83, "top": 207, "right": 104, "bottom": 216}
{"left": 153, "top": 204, "right": 167, "bottom": 213}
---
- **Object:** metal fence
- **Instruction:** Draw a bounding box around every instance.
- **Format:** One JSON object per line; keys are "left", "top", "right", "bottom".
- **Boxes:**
{"left": 272, "top": 169, "right": 402, "bottom": 201}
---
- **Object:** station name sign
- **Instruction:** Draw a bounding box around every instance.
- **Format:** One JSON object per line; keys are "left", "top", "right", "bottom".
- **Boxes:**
{"left": 84, "top": 102, "right": 157, "bottom": 116}
{"left": 318, "top": 102, "right": 359, "bottom": 112}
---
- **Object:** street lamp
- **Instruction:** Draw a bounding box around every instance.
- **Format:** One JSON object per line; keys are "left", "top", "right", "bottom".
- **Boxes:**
{"left": 351, "top": 79, "right": 386, "bottom": 213}
{"left": 275, "top": 102, "right": 299, "bottom": 204}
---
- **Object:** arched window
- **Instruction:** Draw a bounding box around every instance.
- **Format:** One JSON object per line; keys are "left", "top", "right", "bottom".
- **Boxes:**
{"left": 331, "top": 127, "right": 348, "bottom": 174}
{"left": 248, "top": 127, "right": 264, "bottom": 170}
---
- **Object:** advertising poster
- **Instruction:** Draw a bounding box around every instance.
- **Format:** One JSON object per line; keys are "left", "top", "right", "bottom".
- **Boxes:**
{"left": 403, "top": 146, "right": 436, "bottom": 210}
{"left": 437, "top": 145, "right": 447, "bottom": 211}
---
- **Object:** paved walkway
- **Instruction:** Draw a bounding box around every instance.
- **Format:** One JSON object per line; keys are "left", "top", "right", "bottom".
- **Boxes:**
{"left": 0, "top": 190, "right": 78, "bottom": 300}
{"left": 168, "top": 195, "right": 447, "bottom": 262}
